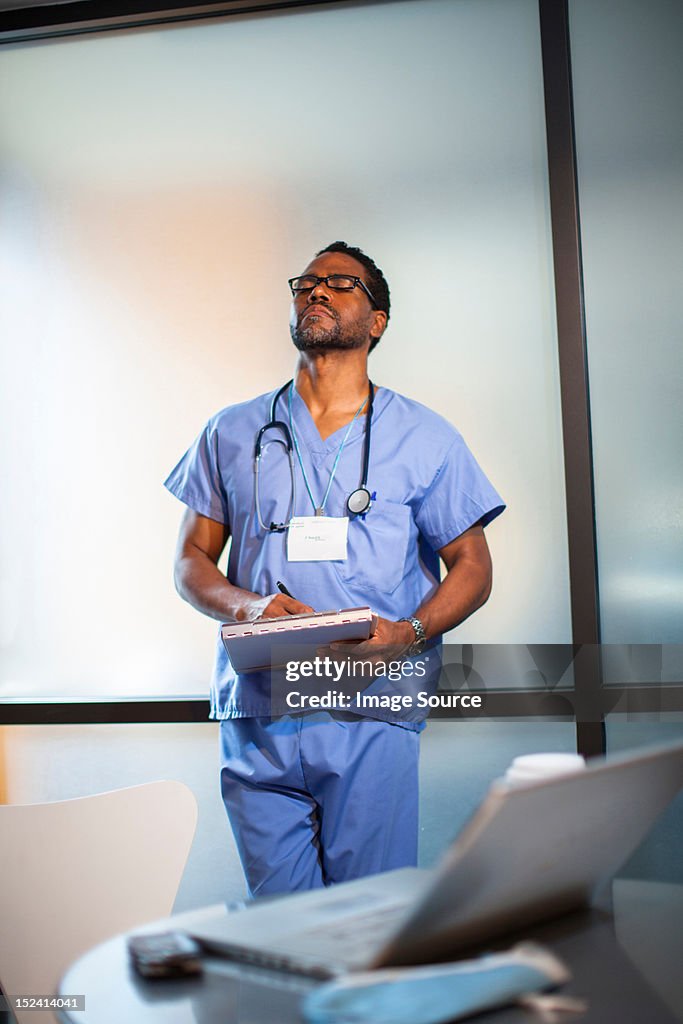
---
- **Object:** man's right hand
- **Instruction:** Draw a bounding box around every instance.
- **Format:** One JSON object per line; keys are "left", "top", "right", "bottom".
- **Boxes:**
{"left": 173, "top": 509, "right": 315, "bottom": 623}
{"left": 247, "top": 593, "right": 314, "bottom": 620}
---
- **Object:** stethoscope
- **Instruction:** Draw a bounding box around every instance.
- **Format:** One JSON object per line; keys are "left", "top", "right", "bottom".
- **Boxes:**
{"left": 254, "top": 379, "right": 374, "bottom": 533}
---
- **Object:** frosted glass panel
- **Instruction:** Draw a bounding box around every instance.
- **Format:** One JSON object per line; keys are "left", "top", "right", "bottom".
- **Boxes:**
{"left": 570, "top": 0, "right": 683, "bottom": 644}
{"left": 0, "top": 0, "right": 569, "bottom": 698}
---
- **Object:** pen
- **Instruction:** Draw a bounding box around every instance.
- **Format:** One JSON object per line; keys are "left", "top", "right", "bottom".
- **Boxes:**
{"left": 276, "top": 581, "right": 295, "bottom": 599}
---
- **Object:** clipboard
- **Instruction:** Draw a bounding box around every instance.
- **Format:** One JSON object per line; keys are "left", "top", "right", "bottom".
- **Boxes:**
{"left": 221, "top": 607, "right": 374, "bottom": 673}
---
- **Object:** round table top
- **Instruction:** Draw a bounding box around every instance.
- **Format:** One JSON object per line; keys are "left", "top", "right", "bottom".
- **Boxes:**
{"left": 59, "top": 880, "right": 683, "bottom": 1024}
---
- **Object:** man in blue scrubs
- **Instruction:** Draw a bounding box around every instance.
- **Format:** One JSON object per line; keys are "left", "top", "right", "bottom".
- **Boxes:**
{"left": 165, "top": 242, "right": 504, "bottom": 897}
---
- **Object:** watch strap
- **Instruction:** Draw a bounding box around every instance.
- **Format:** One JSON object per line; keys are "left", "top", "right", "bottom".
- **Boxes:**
{"left": 399, "top": 616, "right": 427, "bottom": 654}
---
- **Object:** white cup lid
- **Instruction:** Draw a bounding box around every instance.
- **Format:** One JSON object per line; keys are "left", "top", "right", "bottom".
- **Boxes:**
{"left": 510, "top": 753, "right": 586, "bottom": 773}
{"left": 501, "top": 752, "right": 587, "bottom": 786}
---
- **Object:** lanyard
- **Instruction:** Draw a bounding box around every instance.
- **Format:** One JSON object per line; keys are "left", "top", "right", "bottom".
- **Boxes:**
{"left": 288, "top": 384, "right": 369, "bottom": 516}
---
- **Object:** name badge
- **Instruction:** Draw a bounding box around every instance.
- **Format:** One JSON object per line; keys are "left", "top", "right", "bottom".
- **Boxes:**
{"left": 287, "top": 516, "right": 349, "bottom": 562}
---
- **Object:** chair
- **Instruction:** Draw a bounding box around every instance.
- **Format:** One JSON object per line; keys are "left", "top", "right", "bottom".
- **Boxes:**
{"left": 0, "top": 780, "right": 198, "bottom": 1024}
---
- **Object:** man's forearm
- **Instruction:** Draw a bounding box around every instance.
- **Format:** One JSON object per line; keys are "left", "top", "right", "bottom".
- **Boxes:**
{"left": 414, "top": 553, "right": 492, "bottom": 641}
{"left": 174, "top": 551, "right": 263, "bottom": 622}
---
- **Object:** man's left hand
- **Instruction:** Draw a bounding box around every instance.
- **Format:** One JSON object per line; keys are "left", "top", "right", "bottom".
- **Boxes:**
{"left": 327, "top": 616, "right": 416, "bottom": 661}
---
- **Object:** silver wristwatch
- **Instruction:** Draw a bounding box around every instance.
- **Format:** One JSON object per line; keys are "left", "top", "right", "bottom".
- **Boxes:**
{"left": 399, "top": 616, "right": 427, "bottom": 655}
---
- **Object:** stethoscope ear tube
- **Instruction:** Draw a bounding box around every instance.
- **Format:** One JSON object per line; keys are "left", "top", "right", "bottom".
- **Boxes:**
{"left": 254, "top": 380, "right": 295, "bottom": 459}
{"left": 344, "top": 380, "right": 374, "bottom": 517}
{"left": 255, "top": 420, "right": 293, "bottom": 459}
{"left": 357, "top": 380, "right": 374, "bottom": 503}
{"left": 254, "top": 381, "right": 297, "bottom": 532}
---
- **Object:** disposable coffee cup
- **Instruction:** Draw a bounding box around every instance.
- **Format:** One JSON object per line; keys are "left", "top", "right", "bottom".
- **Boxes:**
{"left": 501, "top": 752, "right": 586, "bottom": 788}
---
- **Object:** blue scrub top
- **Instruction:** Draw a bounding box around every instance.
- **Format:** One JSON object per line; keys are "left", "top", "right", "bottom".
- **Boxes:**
{"left": 164, "top": 385, "right": 505, "bottom": 726}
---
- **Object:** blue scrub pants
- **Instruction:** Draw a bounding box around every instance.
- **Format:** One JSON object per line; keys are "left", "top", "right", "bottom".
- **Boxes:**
{"left": 219, "top": 712, "right": 420, "bottom": 898}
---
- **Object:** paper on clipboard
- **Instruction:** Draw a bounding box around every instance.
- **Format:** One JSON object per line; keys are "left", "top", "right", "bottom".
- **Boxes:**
{"left": 220, "top": 607, "right": 374, "bottom": 673}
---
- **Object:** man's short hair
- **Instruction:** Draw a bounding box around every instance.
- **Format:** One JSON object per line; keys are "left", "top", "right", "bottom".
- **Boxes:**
{"left": 316, "top": 241, "right": 390, "bottom": 352}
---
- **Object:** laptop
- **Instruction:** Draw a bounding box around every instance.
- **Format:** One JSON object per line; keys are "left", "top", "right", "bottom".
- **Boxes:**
{"left": 189, "top": 740, "right": 683, "bottom": 978}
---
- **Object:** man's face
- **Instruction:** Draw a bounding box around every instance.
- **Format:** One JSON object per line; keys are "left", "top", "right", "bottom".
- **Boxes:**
{"left": 289, "top": 252, "right": 385, "bottom": 353}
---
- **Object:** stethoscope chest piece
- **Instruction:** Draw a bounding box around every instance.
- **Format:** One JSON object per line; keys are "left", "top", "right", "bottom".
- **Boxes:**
{"left": 346, "top": 487, "right": 372, "bottom": 516}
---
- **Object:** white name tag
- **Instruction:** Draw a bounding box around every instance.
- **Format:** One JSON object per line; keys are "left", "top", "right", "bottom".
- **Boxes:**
{"left": 287, "top": 515, "right": 349, "bottom": 562}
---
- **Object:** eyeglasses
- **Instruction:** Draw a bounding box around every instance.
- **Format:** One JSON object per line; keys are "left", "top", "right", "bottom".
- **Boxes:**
{"left": 288, "top": 275, "right": 379, "bottom": 309}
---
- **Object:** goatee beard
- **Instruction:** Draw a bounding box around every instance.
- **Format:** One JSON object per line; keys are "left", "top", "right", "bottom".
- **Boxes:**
{"left": 290, "top": 314, "right": 366, "bottom": 352}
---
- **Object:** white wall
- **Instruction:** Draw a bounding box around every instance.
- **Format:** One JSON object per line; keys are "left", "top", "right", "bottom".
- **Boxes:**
{"left": 0, "top": 0, "right": 571, "bottom": 699}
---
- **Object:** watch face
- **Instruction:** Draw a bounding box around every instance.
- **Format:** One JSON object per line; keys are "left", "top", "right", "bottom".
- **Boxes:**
{"left": 347, "top": 487, "right": 372, "bottom": 516}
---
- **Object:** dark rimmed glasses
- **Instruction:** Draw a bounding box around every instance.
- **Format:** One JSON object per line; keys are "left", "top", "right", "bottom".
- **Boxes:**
{"left": 288, "top": 274, "right": 379, "bottom": 309}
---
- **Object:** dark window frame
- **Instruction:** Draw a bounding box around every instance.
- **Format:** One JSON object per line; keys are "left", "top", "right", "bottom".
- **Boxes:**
{"left": 1, "top": 685, "right": 681, "bottom": 727}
